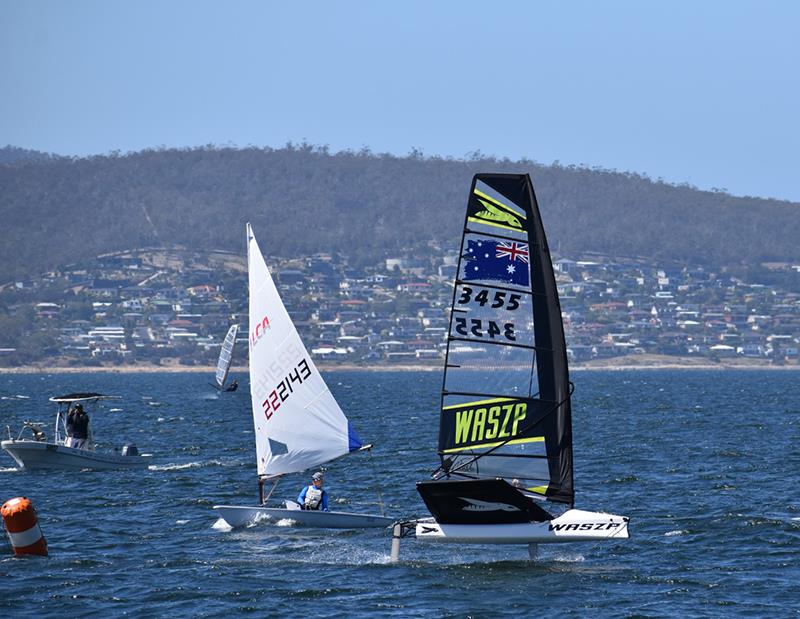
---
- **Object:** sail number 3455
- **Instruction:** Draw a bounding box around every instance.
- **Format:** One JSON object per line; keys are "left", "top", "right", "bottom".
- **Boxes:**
{"left": 458, "top": 286, "right": 521, "bottom": 310}
{"left": 454, "top": 317, "right": 516, "bottom": 341}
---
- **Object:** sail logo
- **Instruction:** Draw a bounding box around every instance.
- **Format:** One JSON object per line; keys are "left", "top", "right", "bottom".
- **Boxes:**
{"left": 442, "top": 399, "right": 528, "bottom": 452}
{"left": 467, "top": 189, "right": 526, "bottom": 233}
{"left": 249, "top": 315, "right": 272, "bottom": 350}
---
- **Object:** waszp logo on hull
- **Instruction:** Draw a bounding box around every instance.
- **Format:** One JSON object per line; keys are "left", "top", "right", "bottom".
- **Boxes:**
{"left": 548, "top": 522, "right": 622, "bottom": 532}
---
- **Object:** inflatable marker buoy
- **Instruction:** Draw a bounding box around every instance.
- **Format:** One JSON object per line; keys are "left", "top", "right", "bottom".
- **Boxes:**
{"left": 1, "top": 497, "right": 48, "bottom": 556}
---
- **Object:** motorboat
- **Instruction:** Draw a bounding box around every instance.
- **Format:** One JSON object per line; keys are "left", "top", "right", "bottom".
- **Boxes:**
{"left": 2, "top": 392, "right": 150, "bottom": 470}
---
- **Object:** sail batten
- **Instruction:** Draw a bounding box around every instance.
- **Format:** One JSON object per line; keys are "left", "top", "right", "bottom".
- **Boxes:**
{"left": 438, "top": 174, "right": 574, "bottom": 506}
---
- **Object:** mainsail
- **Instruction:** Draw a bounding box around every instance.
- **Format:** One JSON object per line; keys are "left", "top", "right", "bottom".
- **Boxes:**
{"left": 215, "top": 324, "right": 239, "bottom": 389}
{"left": 246, "top": 224, "right": 363, "bottom": 478}
{"left": 437, "top": 173, "right": 573, "bottom": 506}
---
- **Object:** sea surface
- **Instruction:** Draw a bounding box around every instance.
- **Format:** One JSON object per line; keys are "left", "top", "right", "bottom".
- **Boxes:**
{"left": 0, "top": 370, "right": 798, "bottom": 617}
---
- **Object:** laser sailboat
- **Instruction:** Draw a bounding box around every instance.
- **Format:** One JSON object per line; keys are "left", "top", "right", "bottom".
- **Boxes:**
{"left": 213, "top": 224, "right": 392, "bottom": 529}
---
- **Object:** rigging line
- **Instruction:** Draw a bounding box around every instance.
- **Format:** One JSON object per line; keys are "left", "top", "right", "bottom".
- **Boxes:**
{"left": 365, "top": 447, "right": 386, "bottom": 517}
{"left": 264, "top": 477, "right": 280, "bottom": 505}
{"left": 438, "top": 181, "right": 476, "bottom": 470}
{"left": 437, "top": 381, "right": 575, "bottom": 478}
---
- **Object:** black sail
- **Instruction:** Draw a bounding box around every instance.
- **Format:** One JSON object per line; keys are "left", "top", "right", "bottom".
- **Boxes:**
{"left": 437, "top": 173, "right": 573, "bottom": 506}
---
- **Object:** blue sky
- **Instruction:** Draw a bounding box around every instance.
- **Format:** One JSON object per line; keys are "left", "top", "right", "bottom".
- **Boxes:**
{"left": 2, "top": 1, "right": 799, "bottom": 201}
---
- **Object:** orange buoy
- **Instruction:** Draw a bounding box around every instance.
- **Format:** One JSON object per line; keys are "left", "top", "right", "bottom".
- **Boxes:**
{"left": 1, "top": 497, "right": 48, "bottom": 556}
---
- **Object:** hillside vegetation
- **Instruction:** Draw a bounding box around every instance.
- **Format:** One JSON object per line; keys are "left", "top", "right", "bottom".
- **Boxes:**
{"left": 0, "top": 144, "right": 798, "bottom": 281}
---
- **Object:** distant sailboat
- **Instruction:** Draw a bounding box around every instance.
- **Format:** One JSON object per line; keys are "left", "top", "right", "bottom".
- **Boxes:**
{"left": 392, "top": 174, "right": 628, "bottom": 558}
{"left": 213, "top": 224, "right": 393, "bottom": 529}
{"left": 213, "top": 324, "right": 239, "bottom": 391}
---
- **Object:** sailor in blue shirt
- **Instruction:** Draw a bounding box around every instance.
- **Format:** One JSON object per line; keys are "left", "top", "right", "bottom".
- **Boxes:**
{"left": 297, "top": 472, "right": 329, "bottom": 511}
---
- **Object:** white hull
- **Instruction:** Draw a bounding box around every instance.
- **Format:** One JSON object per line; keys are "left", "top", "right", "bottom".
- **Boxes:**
{"left": 213, "top": 504, "right": 394, "bottom": 529}
{"left": 1, "top": 440, "right": 150, "bottom": 470}
{"left": 414, "top": 509, "right": 629, "bottom": 544}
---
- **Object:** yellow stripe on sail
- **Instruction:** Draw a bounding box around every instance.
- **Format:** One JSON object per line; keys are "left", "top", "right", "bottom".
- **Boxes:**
{"left": 442, "top": 397, "right": 516, "bottom": 410}
{"left": 528, "top": 485, "right": 549, "bottom": 495}
{"left": 442, "top": 436, "right": 544, "bottom": 454}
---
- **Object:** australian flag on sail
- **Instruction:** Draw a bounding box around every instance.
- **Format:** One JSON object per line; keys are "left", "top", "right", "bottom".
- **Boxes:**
{"left": 462, "top": 240, "right": 530, "bottom": 287}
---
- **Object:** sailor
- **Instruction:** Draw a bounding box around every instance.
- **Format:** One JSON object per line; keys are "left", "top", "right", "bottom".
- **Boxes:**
{"left": 297, "top": 472, "right": 329, "bottom": 511}
{"left": 65, "top": 404, "right": 90, "bottom": 450}
{"left": 225, "top": 379, "right": 238, "bottom": 392}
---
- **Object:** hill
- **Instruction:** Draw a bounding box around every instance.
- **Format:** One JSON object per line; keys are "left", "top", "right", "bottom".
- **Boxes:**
{"left": 0, "top": 144, "right": 798, "bottom": 281}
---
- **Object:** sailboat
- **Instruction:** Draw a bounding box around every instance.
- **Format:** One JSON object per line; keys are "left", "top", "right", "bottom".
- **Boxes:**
{"left": 213, "top": 224, "right": 393, "bottom": 529}
{"left": 400, "top": 173, "right": 628, "bottom": 554}
{"left": 212, "top": 324, "right": 239, "bottom": 391}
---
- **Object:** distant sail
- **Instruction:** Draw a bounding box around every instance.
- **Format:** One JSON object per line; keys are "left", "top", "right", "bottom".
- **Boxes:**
{"left": 246, "top": 224, "right": 362, "bottom": 478}
{"left": 438, "top": 174, "right": 573, "bottom": 505}
{"left": 215, "top": 324, "right": 239, "bottom": 389}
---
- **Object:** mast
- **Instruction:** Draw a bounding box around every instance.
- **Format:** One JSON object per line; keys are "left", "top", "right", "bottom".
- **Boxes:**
{"left": 437, "top": 174, "right": 574, "bottom": 506}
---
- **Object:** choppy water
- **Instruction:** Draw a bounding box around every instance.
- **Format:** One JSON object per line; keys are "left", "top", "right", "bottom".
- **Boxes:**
{"left": 0, "top": 370, "right": 798, "bottom": 617}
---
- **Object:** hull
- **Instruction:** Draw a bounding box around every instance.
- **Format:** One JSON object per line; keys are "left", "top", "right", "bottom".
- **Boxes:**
{"left": 414, "top": 509, "right": 629, "bottom": 544}
{"left": 213, "top": 504, "right": 394, "bottom": 529}
{"left": 1, "top": 440, "right": 150, "bottom": 470}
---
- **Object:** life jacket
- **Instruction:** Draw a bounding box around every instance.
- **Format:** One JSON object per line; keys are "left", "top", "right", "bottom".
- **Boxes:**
{"left": 303, "top": 486, "right": 323, "bottom": 510}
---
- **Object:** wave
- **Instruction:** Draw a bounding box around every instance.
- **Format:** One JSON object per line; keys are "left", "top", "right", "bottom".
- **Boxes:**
{"left": 211, "top": 518, "right": 232, "bottom": 531}
{"left": 664, "top": 529, "right": 688, "bottom": 537}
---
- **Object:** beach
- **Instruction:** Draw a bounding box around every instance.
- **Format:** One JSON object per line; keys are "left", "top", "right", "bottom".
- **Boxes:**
{"left": 0, "top": 354, "right": 796, "bottom": 373}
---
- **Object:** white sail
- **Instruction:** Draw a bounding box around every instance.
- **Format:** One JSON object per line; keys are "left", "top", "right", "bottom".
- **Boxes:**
{"left": 215, "top": 324, "right": 239, "bottom": 389}
{"left": 246, "top": 224, "right": 361, "bottom": 478}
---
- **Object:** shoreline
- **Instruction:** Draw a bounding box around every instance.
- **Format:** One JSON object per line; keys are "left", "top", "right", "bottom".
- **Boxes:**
{"left": 0, "top": 359, "right": 798, "bottom": 374}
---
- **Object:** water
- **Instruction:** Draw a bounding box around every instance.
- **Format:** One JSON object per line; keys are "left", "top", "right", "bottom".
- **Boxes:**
{"left": 0, "top": 370, "right": 798, "bottom": 617}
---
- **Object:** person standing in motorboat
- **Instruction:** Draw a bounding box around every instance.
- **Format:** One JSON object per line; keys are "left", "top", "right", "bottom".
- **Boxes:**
{"left": 65, "top": 403, "right": 90, "bottom": 450}
{"left": 297, "top": 472, "right": 329, "bottom": 511}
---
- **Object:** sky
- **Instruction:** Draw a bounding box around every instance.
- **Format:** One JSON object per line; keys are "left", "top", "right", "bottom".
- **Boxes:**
{"left": 2, "top": 1, "right": 799, "bottom": 201}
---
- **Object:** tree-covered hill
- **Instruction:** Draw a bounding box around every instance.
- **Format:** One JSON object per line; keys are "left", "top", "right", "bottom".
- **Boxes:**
{"left": 1, "top": 144, "right": 798, "bottom": 282}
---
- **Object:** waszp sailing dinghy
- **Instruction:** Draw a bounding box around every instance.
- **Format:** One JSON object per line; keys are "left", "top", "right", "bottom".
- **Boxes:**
{"left": 394, "top": 174, "right": 628, "bottom": 556}
{"left": 213, "top": 224, "right": 393, "bottom": 529}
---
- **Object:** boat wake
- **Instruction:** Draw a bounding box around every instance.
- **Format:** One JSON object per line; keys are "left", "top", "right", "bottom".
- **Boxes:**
{"left": 148, "top": 459, "right": 227, "bottom": 471}
{"left": 551, "top": 552, "right": 586, "bottom": 563}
